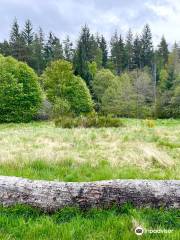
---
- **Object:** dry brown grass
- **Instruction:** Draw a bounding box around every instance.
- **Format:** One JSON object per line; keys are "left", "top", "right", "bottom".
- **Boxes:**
{"left": 0, "top": 120, "right": 179, "bottom": 172}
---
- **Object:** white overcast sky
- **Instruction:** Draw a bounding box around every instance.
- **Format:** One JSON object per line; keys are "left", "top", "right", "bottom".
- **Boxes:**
{"left": 0, "top": 0, "right": 179, "bottom": 46}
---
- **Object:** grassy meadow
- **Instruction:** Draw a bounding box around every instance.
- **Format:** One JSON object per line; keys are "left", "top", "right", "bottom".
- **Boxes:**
{"left": 0, "top": 119, "right": 180, "bottom": 239}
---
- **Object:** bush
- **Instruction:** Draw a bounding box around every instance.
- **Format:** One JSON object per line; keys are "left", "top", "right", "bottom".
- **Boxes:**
{"left": 92, "top": 69, "right": 115, "bottom": 103}
{"left": 55, "top": 115, "right": 124, "bottom": 128}
{"left": 42, "top": 60, "right": 94, "bottom": 115}
{"left": 52, "top": 98, "right": 71, "bottom": 118}
{"left": 0, "top": 55, "right": 42, "bottom": 122}
{"left": 144, "top": 119, "right": 156, "bottom": 128}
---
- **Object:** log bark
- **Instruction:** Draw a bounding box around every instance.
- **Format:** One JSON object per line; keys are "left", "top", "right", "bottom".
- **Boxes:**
{"left": 0, "top": 176, "right": 179, "bottom": 212}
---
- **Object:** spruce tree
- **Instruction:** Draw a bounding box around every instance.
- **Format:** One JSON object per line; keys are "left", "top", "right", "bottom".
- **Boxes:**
{"left": 110, "top": 32, "right": 126, "bottom": 75}
{"left": 44, "top": 32, "right": 63, "bottom": 65}
{"left": 98, "top": 35, "right": 108, "bottom": 68}
{"left": 74, "top": 25, "right": 99, "bottom": 86}
{"left": 132, "top": 34, "right": 142, "bottom": 69}
{"left": 157, "top": 36, "right": 169, "bottom": 67}
{"left": 9, "top": 18, "right": 26, "bottom": 61}
{"left": 32, "top": 28, "right": 45, "bottom": 74}
{"left": 63, "top": 36, "right": 74, "bottom": 62}
{"left": 22, "top": 20, "right": 34, "bottom": 46}
{"left": 125, "top": 29, "right": 133, "bottom": 71}
{"left": 141, "top": 24, "right": 154, "bottom": 68}
{"left": 22, "top": 19, "right": 34, "bottom": 67}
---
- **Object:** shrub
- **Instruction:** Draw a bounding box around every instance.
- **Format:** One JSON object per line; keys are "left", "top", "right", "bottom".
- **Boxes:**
{"left": 55, "top": 115, "right": 124, "bottom": 128}
{"left": 101, "top": 73, "right": 137, "bottom": 117}
{"left": 144, "top": 119, "right": 156, "bottom": 128}
{"left": 92, "top": 69, "right": 115, "bottom": 103}
{"left": 52, "top": 98, "right": 71, "bottom": 118}
{"left": 42, "top": 60, "right": 94, "bottom": 115}
{"left": 0, "top": 55, "right": 42, "bottom": 122}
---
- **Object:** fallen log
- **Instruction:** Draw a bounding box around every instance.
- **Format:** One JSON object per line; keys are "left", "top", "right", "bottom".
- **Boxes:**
{"left": 0, "top": 176, "right": 179, "bottom": 212}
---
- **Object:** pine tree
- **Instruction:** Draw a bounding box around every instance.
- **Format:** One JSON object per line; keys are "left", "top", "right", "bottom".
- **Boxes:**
{"left": 141, "top": 24, "right": 154, "bottom": 68}
{"left": 98, "top": 35, "right": 108, "bottom": 68}
{"left": 32, "top": 28, "right": 45, "bottom": 74}
{"left": 52, "top": 36, "right": 63, "bottom": 60}
{"left": 132, "top": 35, "right": 142, "bottom": 69}
{"left": 157, "top": 36, "right": 169, "bottom": 66}
{"left": 22, "top": 19, "right": 34, "bottom": 67}
{"left": 22, "top": 19, "right": 34, "bottom": 46}
{"left": 125, "top": 29, "right": 133, "bottom": 70}
{"left": 74, "top": 25, "right": 99, "bottom": 86}
{"left": 63, "top": 36, "right": 74, "bottom": 62}
{"left": 44, "top": 32, "right": 63, "bottom": 65}
{"left": 110, "top": 32, "right": 126, "bottom": 75}
{"left": 9, "top": 18, "right": 26, "bottom": 61}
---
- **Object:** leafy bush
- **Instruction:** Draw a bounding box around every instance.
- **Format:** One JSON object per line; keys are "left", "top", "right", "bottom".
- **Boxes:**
{"left": 0, "top": 55, "right": 42, "bottom": 122}
{"left": 55, "top": 115, "right": 124, "bottom": 128}
{"left": 42, "top": 60, "right": 94, "bottom": 115}
{"left": 92, "top": 69, "right": 115, "bottom": 103}
{"left": 52, "top": 98, "right": 71, "bottom": 118}
{"left": 101, "top": 73, "right": 137, "bottom": 117}
{"left": 144, "top": 119, "right": 156, "bottom": 128}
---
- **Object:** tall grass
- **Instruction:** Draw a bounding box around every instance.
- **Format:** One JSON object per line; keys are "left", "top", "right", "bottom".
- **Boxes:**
{"left": 0, "top": 119, "right": 179, "bottom": 239}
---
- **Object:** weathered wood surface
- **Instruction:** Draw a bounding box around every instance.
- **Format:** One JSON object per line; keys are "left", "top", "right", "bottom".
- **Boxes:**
{"left": 0, "top": 176, "right": 179, "bottom": 212}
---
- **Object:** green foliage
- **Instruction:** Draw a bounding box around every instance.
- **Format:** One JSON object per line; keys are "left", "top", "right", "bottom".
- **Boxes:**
{"left": 0, "top": 204, "right": 179, "bottom": 240}
{"left": 101, "top": 71, "right": 154, "bottom": 118}
{"left": 43, "top": 60, "right": 94, "bottom": 115}
{"left": 171, "top": 86, "right": 180, "bottom": 118}
{"left": 101, "top": 73, "right": 137, "bottom": 117}
{"left": 73, "top": 25, "right": 102, "bottom": 86}
{"left": 0, "top": 55, "right": 42, "bottom": 122}
{"left": 110, "top": 32, "right": 126, "bottom": 75}
{"left": 55, "top": 115, "right": 124, "bottom": 128}
{"left": 143, "top": 119, "right": 156, "bottom": 128}
{"left": 52, "top": 98, "right": 71, "bottom": 118}
{"left": 92, "top": 69, "right": 115, "bottom": 103}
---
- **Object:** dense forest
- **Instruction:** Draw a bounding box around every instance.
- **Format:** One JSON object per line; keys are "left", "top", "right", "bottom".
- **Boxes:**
{"left": 0, "top": 19, "right": 180, "bottom": 121}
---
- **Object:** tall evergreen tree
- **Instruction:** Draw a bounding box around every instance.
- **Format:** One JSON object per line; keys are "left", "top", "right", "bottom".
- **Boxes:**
{"left": 141, "top": 24, "right": 154, "bottom": 68}
{"left": 74, "top": 25, "right": 100, "bottom": 86}
{"left": 22, "top": 19, "right": 34, "bottom": 66}
{"left": 44, "top": 32, "right": 63, "bottom": 65}
{"left": 98, "top": 35, "right": 108, "bottom": 68}
{"left": 157, "top": 36, "right": 169, "bottom": 67}
{"left": 32, "top": 28, "right": 45, "bottom": 74}
{"left": 132, "top": 35, "right": 142, "bottom": 69}
{"left": 9, "top": 18, "right": 26, "bottom": 61}
{"left": 63, "top": 36, "right": 74, "bottom": 62}
{"left": 125, "top": 29, "right": 133, "bottom": 70}
{"left": 22, "top": 19, "right": 34, "bottom": 46}
{"left": 110, "top": 32, "right": 126, "bottom": 75}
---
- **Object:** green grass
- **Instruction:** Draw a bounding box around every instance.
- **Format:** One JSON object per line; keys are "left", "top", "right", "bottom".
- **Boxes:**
{"left": 0, "top": 119, "right": 179, "bottom": 239}
{"left": 0, "top": 205, "right": 179, "bottom": 240}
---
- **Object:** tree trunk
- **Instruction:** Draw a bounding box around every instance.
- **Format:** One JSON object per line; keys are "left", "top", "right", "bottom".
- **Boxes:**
{"left": 0, "top": 176, "right": 179, "bottom": 213}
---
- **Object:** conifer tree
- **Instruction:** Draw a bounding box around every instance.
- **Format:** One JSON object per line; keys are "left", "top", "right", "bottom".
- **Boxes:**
{"left": 9, "top": 18, "right": 26, "bottom": 61}
{"left": 32, "top": 28, "right": 45, "bottom": 74}
{"left": 125, "top": 29, "right": 133, "bottom": 70}
{"left": 22, "top": 19, "right": 34, "bottom": 67}
{"left": 157, "top": 36, "right": 169, "bottom": 67}
{"left": 98, "top": 35, "right": 108, "bottom": 68}
{"left": 63, "top": 36, "right": 74, "bottom": 62}
{"left": 110, "top": 32, "right": 126, "bottom": 75}
{"left": 132, "top": 35, "right": 142, "bottom": 69}
{"left": 141, "top": 24, "right": 154, "bottom": 68}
